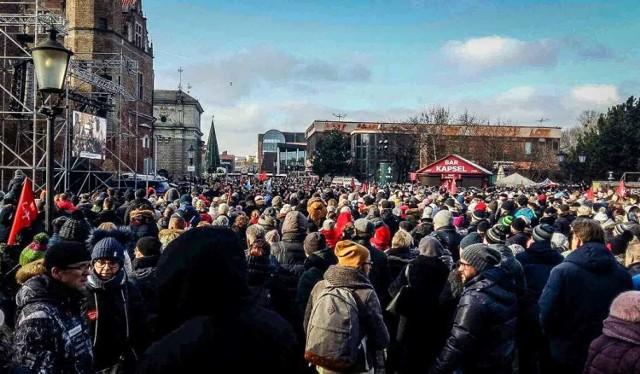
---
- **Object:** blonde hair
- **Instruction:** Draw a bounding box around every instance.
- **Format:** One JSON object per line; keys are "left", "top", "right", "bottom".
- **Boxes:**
{"left": 97, "top": 222, "right": 117, "bottom": 231}
{"left": 392, "top": 230, "right": 414, "bottom": 249}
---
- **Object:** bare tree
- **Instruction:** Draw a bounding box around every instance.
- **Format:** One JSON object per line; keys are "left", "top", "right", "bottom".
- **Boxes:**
{"left": 405, "top": 106, "right": 452, "bottom": 167}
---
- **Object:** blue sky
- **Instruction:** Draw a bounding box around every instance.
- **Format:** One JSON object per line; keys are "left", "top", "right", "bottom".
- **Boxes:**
{"left": 144, "top": 0, "right": 639, "bottom": 156}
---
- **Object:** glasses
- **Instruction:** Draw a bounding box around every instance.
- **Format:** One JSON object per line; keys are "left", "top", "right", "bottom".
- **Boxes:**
{"left": 362, "top": 261, "right": 373, "bottom": 266}
{"left": 65, "top": 263, "right": 91, "bottom": 271}
{"left": 94, "top": 259, "right": 120, "bottom": 269}
{"left": 457, "top": 260, "right": 473, "bottom": 268}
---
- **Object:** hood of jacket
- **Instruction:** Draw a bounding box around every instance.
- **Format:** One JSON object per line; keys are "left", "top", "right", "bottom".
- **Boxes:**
{"left": 323, "top": 265, "right": 374, "bottom": 290}
{"left": 522, "top": 241, "right": 565, "bottom": 264}
{"left": 465, "top": 266, "right": 515, "bottom": 304}
{"left": 566, "top": 241, "right": 619, "bottom": 273}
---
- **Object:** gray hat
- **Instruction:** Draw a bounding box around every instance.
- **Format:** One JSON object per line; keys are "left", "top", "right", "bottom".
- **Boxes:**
{"left": 460, "top": 232, "right": 483, "bottom": 250}
{"left": 433, "top": 210, "right": 453, "bottom": 230}
{"left": 354, "top": 218, "right": 374, "bottom": 235}
{"left": 418, "top": 237, "right": 443, "bottom": 257}
{"left": 532, "top": 224, "right": 554, "bottom": 242}
{"left": 461, "top": 243, "right": 501, "bottom": 274}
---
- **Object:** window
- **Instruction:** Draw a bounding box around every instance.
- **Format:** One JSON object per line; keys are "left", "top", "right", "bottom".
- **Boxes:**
{"left": 137, "top": 73, "right": 143, "bottom": 100}
{"left": 135, "top": 23, "right": 143, "bottom": 47}
{"left": 97, "top": 18, "right": 108, "bottom": 30}
{"left": 142, "top": 135, "right": 149, "bottom": 148}
{"left": 524, "top": 142, "right": 532, "bottom": 155}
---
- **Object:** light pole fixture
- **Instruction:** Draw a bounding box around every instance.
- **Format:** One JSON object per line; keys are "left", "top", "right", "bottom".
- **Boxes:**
{"left": 557, "top": 152, "right": 566, "bottom": 164}
{"left": 187, "top": 144, "right": 195, "bottom": 186}
{"left": 31, "top": 28, "right": 73, "bottom": 234}
{"left": 578, "top": 154, "right": 586, "bottom": 163}
{"left": 608, "top": 171, "right": 614, "bottom": 182}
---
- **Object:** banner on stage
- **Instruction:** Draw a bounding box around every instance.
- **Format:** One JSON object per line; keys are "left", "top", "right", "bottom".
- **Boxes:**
{"left": 72, "top": 111, "right": 106, "bottom": 160}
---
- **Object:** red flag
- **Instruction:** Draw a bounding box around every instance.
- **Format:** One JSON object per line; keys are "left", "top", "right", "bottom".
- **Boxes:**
{"left": 587, "top": 186, "right": 594, "bottom": 201}
{"left": 350, "top": 178, "right": 356, "bottom": 189}
{"left": 8, "top": 178, "right": 38, "bottom": 245}
{"left": 617, "top": 179, "right": 626, "bottom": 197}
{"left": 360, "top": 182, "right": 368, "bottom": 194}
{"left": 449, "top": 178, "right": 458, "bottom": 194}
{"left": 259, "top": 171, "right": 267, "bottom": 182}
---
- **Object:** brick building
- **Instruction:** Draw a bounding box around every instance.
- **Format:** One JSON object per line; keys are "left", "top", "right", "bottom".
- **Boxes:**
{"left": 305, "top": 120, "right": 562, "bottom": 182}
{"left": 0, "top": 0, "right": 155, "bottom": 194}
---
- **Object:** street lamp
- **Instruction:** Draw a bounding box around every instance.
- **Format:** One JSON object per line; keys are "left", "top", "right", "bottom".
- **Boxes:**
{"left": 557, "top": 152, "right": 566, "bottom": 164}
{"left": 31, "top": 29, "right": 73, "bottom": 234}
{"left": 608, "top": 171, "right": 614, "bottom": 182}
{"left": 578, "top": 154, "right": 586, "bottom": 164}
{"left": 187, "top": 144, "right": 195, "bottom": 186}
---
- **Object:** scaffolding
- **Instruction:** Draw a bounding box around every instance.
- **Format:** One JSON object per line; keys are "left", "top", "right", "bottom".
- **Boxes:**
{"left": 0, "top": 0, "right": 145, "bottom": 196}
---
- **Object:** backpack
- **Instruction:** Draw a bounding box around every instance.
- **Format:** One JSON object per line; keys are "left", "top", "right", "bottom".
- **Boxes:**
{"left": 304, "top": 281, "right": 369, "bottom": 372}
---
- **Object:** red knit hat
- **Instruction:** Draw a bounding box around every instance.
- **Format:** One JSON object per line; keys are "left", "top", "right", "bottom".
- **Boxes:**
{"left": 475, "top": 201, "right": 487, "bottom": 212}
{"left": 370, "top": 225, "right": 391, "bottom": 250}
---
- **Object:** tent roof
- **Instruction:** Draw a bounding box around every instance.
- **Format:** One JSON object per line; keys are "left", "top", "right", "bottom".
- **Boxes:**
{"left": 539, "top": 177, "right": 558, "bottom": 186}
{"left": 494, "top": 172, "right": 537, "bottom": 187}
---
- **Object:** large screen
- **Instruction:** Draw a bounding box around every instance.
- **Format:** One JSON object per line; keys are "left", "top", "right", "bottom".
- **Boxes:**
{"left": 72, "top": 111, "right": 106, "bottom": 160}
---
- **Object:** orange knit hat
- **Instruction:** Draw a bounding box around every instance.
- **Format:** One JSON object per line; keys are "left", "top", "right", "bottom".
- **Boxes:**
{"left": 334, "top": 240, "right": 370, "bottom": 267}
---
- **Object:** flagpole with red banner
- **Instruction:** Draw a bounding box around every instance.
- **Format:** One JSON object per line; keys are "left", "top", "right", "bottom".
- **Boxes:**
{"left": 617, "top": 178, "right": 626, "bottom": 198}
{"left": 8, "top": 178, "right": 38, "bottom": 245}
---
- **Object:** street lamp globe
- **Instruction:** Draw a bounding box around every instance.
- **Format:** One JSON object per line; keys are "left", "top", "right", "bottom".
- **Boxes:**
{"left": 187, "top": 144, "right": 195, "bottom": 159}
{"left": 31, "top": 29, "right": 73, "bottom": 93}
{"left": 557, "top": 152, "right": 566, "bottom": 164}
{"left": 578, "top": 154, "right": 586, "bottom": 163}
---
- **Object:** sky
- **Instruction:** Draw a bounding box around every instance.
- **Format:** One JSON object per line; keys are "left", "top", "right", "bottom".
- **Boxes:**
{"left": 144, "top": 0, "right": 640, "bottom": 157}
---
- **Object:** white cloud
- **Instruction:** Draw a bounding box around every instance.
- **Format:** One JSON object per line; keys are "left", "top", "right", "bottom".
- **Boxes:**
{"left": 441, "top": 35, "right": 557, "bottom": 72}
{"left": 571, "top": 84, "right": 620, "bottom": 106}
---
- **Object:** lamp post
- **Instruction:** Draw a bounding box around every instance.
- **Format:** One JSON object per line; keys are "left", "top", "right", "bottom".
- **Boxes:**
{"left": 187, "top": 144, "right": 195, "bottom": 187}
{"left": 31, "top": 29, "right": 73, "bottom": 234}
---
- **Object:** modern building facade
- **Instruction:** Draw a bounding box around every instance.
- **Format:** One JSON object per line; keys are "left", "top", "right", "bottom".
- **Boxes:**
{"left": 257, "top": 130, "right": 306, "bottom": 174}
{"left": 305, "top": 120, "right": 562, "bottom": 182}
{"left": 152, "top": 89, "right": 203, "bottom": 180}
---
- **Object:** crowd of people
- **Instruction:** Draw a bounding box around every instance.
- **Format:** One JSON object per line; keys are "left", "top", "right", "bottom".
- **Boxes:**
{"left": 0, "top": 172, "right": 638, "bottom": 373}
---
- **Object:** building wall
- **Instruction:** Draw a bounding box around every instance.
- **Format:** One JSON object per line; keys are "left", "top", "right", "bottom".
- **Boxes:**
{"left": 153, "top": 91, "right": 203, "bottom": 179}
{"left": 65, "top": 0, "right": 155, "bottom": 174}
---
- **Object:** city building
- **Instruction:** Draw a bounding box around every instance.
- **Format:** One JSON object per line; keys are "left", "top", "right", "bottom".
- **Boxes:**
{"left": 305, "top": 120, "right": 562, "bottom": 182}
{"left": 152, "top": 89, "right": 203, "bottom": 180}
{"left": 257, "top": 130, "right": 306, "bottom": 174}
{"left": 219, "top": 151, "right": 235, "bottom": 172}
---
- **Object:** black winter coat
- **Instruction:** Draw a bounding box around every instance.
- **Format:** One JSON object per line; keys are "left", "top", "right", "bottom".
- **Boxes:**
{"left": 295, "top": 249, "right": 336, "bottom": 320}
{"left": 430, "top": 267, "right": 518, "bottom": 374}
{"left": 505, "top": 232, "right": 529, "bottom": 248}
{"left": 386, "top": 246, "right": 419, "bottom": 282}
{"left": 584, "top": 316, "right": 640, "bottom": 374}
{"left": 389, "top": 256, "right": 450, "bottom": 373}
{"left": 515, "top": 241, "right": 563, "bottom": 323}
{"left": 82, "top": 271, "right": 150, "bottom": 371}
{"left": 12, "top": 275, "right": 94, "bottom": 374}
{"left": 431, "top": 226, "right": 463, "bottom": 262}
{"left": 270, "top": 234, "right": 307, "bottom": 327}
{"left": 539, "top": 242, "right": 632, "bottom": 370}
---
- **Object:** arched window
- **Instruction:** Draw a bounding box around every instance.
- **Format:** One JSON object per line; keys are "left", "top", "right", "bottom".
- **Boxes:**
{"left": 262, "top": 130, "right": 285, "bottom": 153}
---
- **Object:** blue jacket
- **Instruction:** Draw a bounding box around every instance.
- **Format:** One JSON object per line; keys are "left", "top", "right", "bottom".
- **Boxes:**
{"left": 539, "top": 242, "right": 632, "bottom": 368}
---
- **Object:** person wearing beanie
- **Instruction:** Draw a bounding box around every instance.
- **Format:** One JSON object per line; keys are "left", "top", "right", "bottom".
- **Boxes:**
{"left": 514, "top": 223, "right": 564, "bottom": 374}
{"left": 13, "top": 241, "right": 94, "bottom": 373}
{"left": 130, "top": 236, "right": 162, "bottom": 323}
{"left": 123, "top": 188, "right": 152, "bottom": 225}
{"left": 351, "top": 217, "right": 392, "bottom": 306}
{"left": 432, "top": 209, "right": 464, "bottom": 262}
{"left": 19, "top": 232, "right": 49, "bottom": 267}
{"left": 58, "top": 209, "right": 93, "bottom": 244}
{"left": 296, "top": 232, "right": 337, "bottom": 321}
{"left": 387, "top": 236, "right": 450, "bottom": 373}
{"left": 269, "top": 210, "right": 309, "bottom": 331}
{"left": 485, "top": 223, "right": 507, "bottom": 245}
{"left": 585, "top": 291, "right": 640, "bottom": 373}
{"left": 505, "top": 217, "right": 529, "bottom": 248}
{"left": 431, "top": 243, "right": 517, "bottom": 373}
{"left": 540, "top": 218, "right": 632, "bottom": 373}
{"left": 371, "top": 224, "right": 392, "bottom": 251}
{"left": 304, "top": 240, "right": 390, "bottom": 373}
{"left": 320, "top": 219, "right": 341, "bottom": 249}
{"left": 82, "top": 231, "right": 150, "bottom": 372}
{"left": 244, "top": 224, "right": 274, "bottom": 309}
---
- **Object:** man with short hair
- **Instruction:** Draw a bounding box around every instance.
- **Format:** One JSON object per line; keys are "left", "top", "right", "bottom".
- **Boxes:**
{"left": 540, "top": 219, "right": 632, "bottom": 373}
{"left": 12, "top": 241, "right": 94, "bottom": 373}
